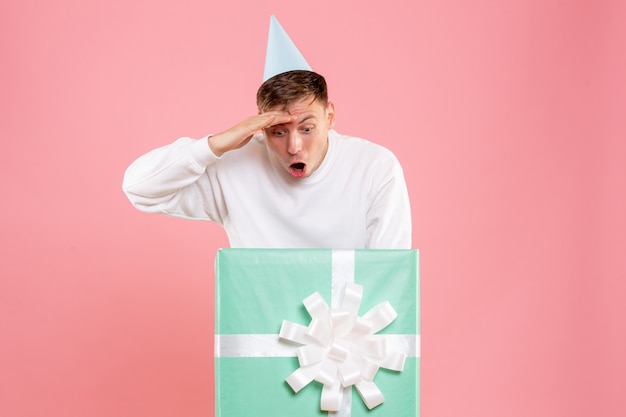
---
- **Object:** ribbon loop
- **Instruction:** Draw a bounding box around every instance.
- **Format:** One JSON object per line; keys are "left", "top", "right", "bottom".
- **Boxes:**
{"left": 316, "top": 359, "right": 338, "bottom": 386}
{"left": 303, "top": 292, "right": 329, "bottom": 321}
{"left": 379, "top": 351, "right": 407, "bottom": 371}
{"left": 307, "top": 317, "right": 332, "bottom": 346}
{"left": 297, "top": 344, "right": 327, "bottom": 367}
{"left": 330, "top": 309, "right": 353, "bottom": 337}
{"left": 355, "top": 380, "right": 385, "bottom": 410}
{"left": 361, "top": 301, "right": 398, "bottom": 333}
{"left": 340, "top": 283, "right": 363, "bottom": 315}
{"left": 286, "top": 364, "right": 319, "bottom": 393}
{"left": 279, "top": 320, "right": 309, "bottom": 344}
{"left": 338, "top": 356, "right": 361, "bottom": 387}
{"left": 328, "top": 342, "right": 350, "bottom": 362}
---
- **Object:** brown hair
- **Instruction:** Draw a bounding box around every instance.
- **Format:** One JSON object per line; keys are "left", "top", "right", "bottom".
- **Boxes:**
{"left": 256, "top": 70, "right": 328, "bottom": 112}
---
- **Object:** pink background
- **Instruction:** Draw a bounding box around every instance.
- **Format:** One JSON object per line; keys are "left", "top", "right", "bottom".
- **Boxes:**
{"left": 1, "top": 0, "right": 625, "bottom": 416}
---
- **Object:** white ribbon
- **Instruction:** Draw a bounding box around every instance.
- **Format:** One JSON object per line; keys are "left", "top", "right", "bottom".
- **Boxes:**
{"left": 278, "top": 250, "right": 412, "bottom": 413}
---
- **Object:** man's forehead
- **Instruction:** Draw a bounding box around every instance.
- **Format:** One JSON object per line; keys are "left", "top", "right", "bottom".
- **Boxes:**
{"left": 280, "top": 97, "right": 324, "bottom": 113}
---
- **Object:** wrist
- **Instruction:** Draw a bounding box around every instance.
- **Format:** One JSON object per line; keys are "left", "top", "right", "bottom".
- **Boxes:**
{"left": 207, "top": 135, "right": 225, "bottom": 157}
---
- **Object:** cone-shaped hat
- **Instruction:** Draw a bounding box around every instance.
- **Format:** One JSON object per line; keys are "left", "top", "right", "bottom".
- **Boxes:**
{"left": 263, "top": 15, "right": 312, "bottom": 82}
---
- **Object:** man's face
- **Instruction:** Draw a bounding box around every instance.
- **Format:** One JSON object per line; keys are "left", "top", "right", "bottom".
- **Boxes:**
{"left": 263, "top": 96, "right": 335, "bottom": 179}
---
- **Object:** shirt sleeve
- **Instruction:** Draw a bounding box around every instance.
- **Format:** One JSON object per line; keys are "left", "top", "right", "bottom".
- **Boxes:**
{"left": 121, "top": 136, "right": 227, "bottom": 223}
{"left": 365, "top": 153, "right": 413, "bottom": 249}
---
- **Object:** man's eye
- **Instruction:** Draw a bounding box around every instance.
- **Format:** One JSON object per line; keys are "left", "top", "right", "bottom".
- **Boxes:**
{"left": 302, "top": 126, "right": 314, "bottom": 133}
{"left": 272, "top": 130, "right": 286, "bottom": 136}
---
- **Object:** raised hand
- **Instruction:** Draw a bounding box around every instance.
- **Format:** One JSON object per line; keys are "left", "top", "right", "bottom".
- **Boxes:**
{"left": 208, "top": 111, "right": 296, "bottom": 157}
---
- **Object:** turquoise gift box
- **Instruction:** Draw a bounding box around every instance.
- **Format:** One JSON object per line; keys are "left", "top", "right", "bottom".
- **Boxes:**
{"left": 214, "top": 249, "right": 420, "bottom": 417}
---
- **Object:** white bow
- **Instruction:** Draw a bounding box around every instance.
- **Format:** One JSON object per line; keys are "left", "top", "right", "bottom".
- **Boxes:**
{"left": 279, "top": 282, "right": 407, "bottom": 412}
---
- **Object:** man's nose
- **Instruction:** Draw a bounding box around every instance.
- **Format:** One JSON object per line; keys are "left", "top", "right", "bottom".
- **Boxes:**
{"left": 287, "top": 134, "right": 302, "bottom": 155}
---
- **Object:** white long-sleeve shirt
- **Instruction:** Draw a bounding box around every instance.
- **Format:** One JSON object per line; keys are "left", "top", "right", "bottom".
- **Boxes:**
{"left": 122, "top": 130, "right": 411, "bottom": 249}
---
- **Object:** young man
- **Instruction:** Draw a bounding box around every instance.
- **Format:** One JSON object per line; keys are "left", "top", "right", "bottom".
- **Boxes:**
{"left": 122, "top": 70, "right": 411, "bottom": 249}
{"left": 122, "top": 19, "right": 411, "bottom": 249}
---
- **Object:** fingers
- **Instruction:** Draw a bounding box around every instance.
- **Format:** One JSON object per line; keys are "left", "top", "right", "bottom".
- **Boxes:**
{"left": 258, "top": 111, "right": 297, "bottom": 129}
{"left": 209, "top": 112, "right": 296, "bottom": 157}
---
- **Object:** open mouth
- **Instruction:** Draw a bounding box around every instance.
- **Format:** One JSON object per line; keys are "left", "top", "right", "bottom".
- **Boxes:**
{"left": 289, "top": 162, "right": 306, "bottom": 178}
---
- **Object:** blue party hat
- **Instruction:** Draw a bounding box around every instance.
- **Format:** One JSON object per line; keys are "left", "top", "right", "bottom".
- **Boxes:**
{"left": 263, "top": 15, "right": 312, "bottom": 82}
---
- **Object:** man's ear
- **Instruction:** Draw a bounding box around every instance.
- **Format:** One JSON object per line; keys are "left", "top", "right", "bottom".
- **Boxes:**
{"left": 326, "top": 101, "right": 336, "bottom": 129}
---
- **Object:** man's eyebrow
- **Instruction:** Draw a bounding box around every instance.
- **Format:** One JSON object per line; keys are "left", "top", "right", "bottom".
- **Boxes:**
{"left": 297, "top": 115, "right": 316, "bottom": 124}
{"left": 271, "top": 114, "right": 316, "bottom": 128}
